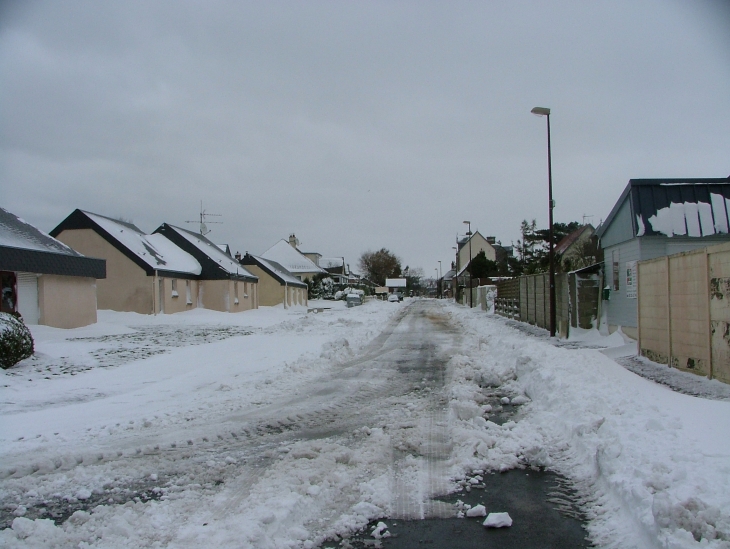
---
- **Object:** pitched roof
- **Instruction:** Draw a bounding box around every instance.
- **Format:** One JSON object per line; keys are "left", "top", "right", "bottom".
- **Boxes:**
{"left": 154, "top": 224, "right": 257, "bottom": 282}
{"left": 1, "top": 207, "right": 79, "bottom": 255}
{"left": 0, "top": 207, "right": 106, "bottom": 278}
{"left": 457, "top": 230, "right": 493, "bottom": 251}
{"left": 260, "top": 239, "right": 325, "bottom": 275}
{"left": 596, "top": 177, "right": 730, "bottom": 239}
{"left": 51, "top": 209, "right": 201, "bottom": 277}
{"left": 555, "top": 225, "right": 594, "bottom": 255}
{"left": 239, "top": 253, "right": 307, "bottom": 288}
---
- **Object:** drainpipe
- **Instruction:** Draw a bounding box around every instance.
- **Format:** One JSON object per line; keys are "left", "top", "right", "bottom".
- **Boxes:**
{"left": 284, "top": 280, "right": 288, "bottom": 309}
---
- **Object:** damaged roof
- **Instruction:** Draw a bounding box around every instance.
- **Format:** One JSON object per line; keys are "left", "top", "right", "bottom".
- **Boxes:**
{"left": 596, "top": 177, "right": 730, "bottom": 239}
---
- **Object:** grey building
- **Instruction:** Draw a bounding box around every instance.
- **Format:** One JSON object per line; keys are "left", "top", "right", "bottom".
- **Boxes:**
{"left": 596, "top": 176, "right": 730, "bottom": 338}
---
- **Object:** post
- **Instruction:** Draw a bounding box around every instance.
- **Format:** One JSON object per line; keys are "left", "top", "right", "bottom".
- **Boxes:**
{"left": 531, "top": 107, "right": 556, "bottom": 336}
{"left": 547, "top": 113, "right": 556, "bottom": 337}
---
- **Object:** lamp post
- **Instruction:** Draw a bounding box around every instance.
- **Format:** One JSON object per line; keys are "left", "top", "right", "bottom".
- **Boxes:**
{"left": 435, "top": 268, "right": 439, "bottom": 297}
{"left": 463, "top": 220, "right": 472, "bottom": 308}
{"left": 438, "top": 261, "right": 442, "bottom": 298}
{"left": 531, "top": 106, "right": 556, "bottom": 337}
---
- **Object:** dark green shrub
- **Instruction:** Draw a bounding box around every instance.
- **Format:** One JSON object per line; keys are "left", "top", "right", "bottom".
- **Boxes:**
{"left": 0, "top": 312, "right": 34, "bottom": 369}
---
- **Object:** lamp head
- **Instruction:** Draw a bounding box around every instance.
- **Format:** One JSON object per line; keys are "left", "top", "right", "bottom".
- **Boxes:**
{"left": 531, "top": 107, "right": 551, "bottom": 117}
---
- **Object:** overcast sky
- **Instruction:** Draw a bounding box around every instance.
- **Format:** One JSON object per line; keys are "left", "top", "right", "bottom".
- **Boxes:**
{"left": 2, "top": 1, "right": 729, "bottom": 276}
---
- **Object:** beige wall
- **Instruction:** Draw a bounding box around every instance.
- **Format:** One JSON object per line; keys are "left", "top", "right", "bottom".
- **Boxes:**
{"left": 38, "top": 274, "right": 97, "bottom": 328}
{"left": 199, "top": 279, "right": 258, "bottom": 313}
{"left": 56, "top": 228, "right": 154, "bottom": 313}
{"left": 246, "top": 265, "right": 285, "bottom": 306}
{"left": 157, "top": 277, "right": 198, "bottom": 314}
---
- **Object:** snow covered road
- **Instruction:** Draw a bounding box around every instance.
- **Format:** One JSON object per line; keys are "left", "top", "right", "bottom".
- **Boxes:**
{"left": 2, "top": 299, "right": 730, "bottom": 548}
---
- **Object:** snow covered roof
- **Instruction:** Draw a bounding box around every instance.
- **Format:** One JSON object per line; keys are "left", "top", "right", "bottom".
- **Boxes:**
{"left": 0, "top": 207, "right": 106, "bottom": 278}
{"left": 261, "top": 239, "right": 325, "bottom": 274}
{"left": 1, "top": 207, "right": 80, "bottom": 256}
{"left": 596, "top": 177, "right": 730, "bottom": 239}
{"left": 155, "top": 224, "right": 256, "bottom": 281}
{"left": 241, "top": 254, "right": 307, "bottom": 288}
{"left": 319, "top": 257, "right": 344, "bottom": 269}
{"left": 51, "top": 210, "right": 201, "bottom": 276}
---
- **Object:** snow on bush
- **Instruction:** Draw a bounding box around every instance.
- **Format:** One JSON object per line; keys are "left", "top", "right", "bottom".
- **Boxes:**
{"left": 0, "top": 312, "right": 33, "bottom": 369}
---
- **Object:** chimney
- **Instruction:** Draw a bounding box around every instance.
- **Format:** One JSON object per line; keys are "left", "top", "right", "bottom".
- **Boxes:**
{"left": 288, "top": 234, "right": 299, "bottom": 248}
{"left": 235, "top": 251, "right": 242, "bottom": 261}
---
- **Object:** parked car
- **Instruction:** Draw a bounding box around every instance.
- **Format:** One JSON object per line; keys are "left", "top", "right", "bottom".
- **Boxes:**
{"left": 346, "top": 294, "right": 363, "bottom": 307}
{"left": 387, "top": 293, "right": 399, "bottom": 303}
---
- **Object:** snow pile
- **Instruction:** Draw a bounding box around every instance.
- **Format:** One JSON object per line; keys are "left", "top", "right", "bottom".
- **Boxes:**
{"left": 483, "top": 512, "right": 512, "bottom": 528}
{"left": 445, "top": 306, "right": 730, "bottom": 548}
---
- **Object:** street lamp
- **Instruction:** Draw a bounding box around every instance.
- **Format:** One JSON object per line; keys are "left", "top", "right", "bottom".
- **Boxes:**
{"left": 463, "top": 220, "right": 472, "bottom": 308}
{"left": 531, "top": 106, "right": 556, "bottom": 337}
{"left": 438, "top": 261, "right": 442, "bottom": 298}
{"left": 435, "top": 268, "right": 439, "bottom": 297}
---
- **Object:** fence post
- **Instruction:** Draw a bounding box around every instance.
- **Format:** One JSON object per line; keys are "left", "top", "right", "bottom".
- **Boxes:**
{"left": 666, "top": 255, "right": 672, "bottom": 367}
{"left": 706, "top": 248, "right": 713, "bottom": 380}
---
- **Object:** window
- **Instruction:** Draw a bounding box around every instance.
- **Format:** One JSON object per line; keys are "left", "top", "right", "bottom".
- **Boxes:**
{"left": 171, "top": 279, "right": 179, "bottom": 298}
{"left": 244, "top": 282, "right": 249, "bottom": 298}
{"left": 234, "top": 281, "right": 239, "bottom": 305}
{"left": 186, "top": 280, "right": 192, "bottom": 305}
{"left": 612, "top": 250, "right": 620, "bottom": 291}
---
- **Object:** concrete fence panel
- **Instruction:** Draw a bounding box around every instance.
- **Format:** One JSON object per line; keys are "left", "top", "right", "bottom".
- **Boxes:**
{"left": 638, "top": 242, "right": 730, "bottom": 384}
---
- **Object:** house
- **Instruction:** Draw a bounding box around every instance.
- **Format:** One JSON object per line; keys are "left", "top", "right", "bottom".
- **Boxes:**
{"left": 319, "top": 257, "right": 347, "bottom": 284}
{"left": 1, "top": 207, "right": 105, "bottom": 328}
{"left": 555, "top": 224, "right": 598, "bottom": 272}
{"left": 595, "top": 176, "right": 730, "bottom": 339}
{"left": 385, "top": 278, "right": 407, "bottom": 295}
{"left": 441, "top": 268, "right": 456, "bottom": 298}
{"left": 260, "top": 238, "right": 326, "bottom": 282}
{"left": 50, "top": 209, "right": 203, "bottom": 315}
{"left": 154, "top": 224, "right": 259, "bottom": 313}
{"left": 238, "top": 253, "right": 308, "bottom": 307}
{"left": 456, "top": 231, "right": 497, "bottom": 272}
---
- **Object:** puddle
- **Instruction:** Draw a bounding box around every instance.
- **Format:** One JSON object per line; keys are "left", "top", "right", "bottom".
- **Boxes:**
{"left": 328, "top": 469, "right": 590, "bottom": 548}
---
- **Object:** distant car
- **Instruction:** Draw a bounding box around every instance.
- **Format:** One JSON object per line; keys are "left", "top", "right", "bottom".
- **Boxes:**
{"left": 395, "top": 292, "right": 404, "bottom": 301}
{"left": 388, "top": 293, "right": 399, "bottom": 302}
{"left": 346, "top": 294, "right": 363, "bottom": 307}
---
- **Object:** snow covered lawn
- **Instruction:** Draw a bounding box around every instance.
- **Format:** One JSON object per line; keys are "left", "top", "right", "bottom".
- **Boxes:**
{"left": 1, "top": 299, "right": 729, "bottom": 549}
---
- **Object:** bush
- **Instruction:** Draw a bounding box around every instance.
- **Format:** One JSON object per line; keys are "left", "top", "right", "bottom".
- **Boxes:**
{"left": 0, "top": 312, "right": 34, "bottom": 369}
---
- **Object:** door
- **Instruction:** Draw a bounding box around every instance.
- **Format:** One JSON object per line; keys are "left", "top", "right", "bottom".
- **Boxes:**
{"left": 17, "top": 272, "right": 39, "bottom": 324}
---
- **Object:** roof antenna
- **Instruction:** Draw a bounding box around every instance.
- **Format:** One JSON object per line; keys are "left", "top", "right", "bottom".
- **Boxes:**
{"left": 186, "top": 201, "right": 222, "bottom": 235}
{"left": 582, "top": 214, "right": 594, "bottom": 225}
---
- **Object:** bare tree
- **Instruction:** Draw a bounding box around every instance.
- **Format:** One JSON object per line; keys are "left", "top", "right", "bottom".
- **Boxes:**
{"left": 358, "top": 249, "right": 402, "bottom": 286}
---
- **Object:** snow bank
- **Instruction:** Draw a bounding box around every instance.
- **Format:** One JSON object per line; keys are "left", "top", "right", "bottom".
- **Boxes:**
{"left": 445, "top": 306, "right": 730, "bottom": 549}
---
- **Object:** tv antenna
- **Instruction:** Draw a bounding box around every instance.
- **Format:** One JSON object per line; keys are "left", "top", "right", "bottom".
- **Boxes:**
{"left": 582, "top": 214, "right": 594, "bottom": 225}
{"left": 186, "top": 201, "right": 222, "bottom": 236}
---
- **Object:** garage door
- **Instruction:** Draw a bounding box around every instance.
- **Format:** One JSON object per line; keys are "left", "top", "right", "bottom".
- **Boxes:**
{"left": 17, "top": 273, "right": 39, "bottom": 324}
